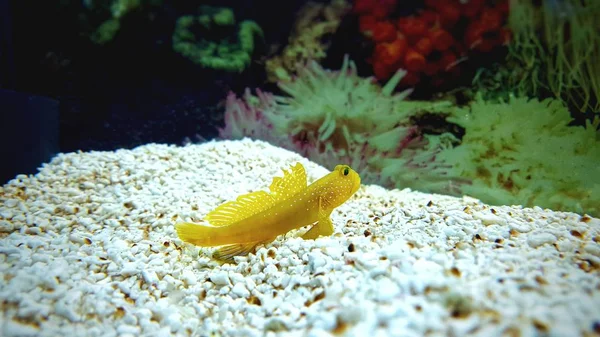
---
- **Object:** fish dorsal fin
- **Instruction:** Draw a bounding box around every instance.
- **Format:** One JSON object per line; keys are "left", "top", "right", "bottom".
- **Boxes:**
{"left": 269, "top": 162, "right": 307, "bottom": 201}
{"left": 205, "top": 191, "right": 275, "bottom": 226}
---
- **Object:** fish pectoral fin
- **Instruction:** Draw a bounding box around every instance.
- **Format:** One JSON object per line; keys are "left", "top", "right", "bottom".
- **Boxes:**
{"left": 301, "top": 199, "right": 333, "bottom": 240}
{"left": 301, "top": 218, "right": 333, "bottom": 240}
{"left": 212, "top": 240, "right": 268, "bottom": 262}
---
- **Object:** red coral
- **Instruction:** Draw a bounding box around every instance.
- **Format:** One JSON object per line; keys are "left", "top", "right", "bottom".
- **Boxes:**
{"left": 359, "top": 15, "right": 378, "bottom": 33}
{"left": 460, "top": 0, "right": 485, "bottom": 18}
{"left": 375, "top": 37, "right": 407, "bottom": 65}
{"left": 371, "top": 21, "right": 398, "bottom": 42}
{"left": 428, "top": 28, "right": 454, "bottom": 51}
{"left": 371, "top": 35, "right": 407, "bottom": 78}
{"left": 465, "top": 7, "right": 511, "bottom": 52}
{"left": 404, "top": 48, "right": 426, "bottom": 72}
{"left": 399, "top": 70, "right": 421, "bottom": 86}
{"left": 435, "top": 1, "right": 461, "bottom": 28}
{"left": 355, "top": 0, "right": 510, "bottom": 89}
{"left": 353, "top": 0, "right": 376, "bottom": 15}
{"left": 353, "top": 0, "right": 397, "bottom": 18}
{"left": 414, "top": 37, "right": 433, "bottom": 56}
{"left": 397, "top": 16, "right": 429, "bottom": 42}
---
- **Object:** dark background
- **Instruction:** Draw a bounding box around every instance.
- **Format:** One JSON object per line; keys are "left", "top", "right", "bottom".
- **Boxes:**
{"left": 0, "top": 0, "right": 308, "bottom": 183}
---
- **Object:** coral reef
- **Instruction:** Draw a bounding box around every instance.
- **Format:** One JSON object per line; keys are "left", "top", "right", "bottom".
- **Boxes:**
{"left": 82, "top": 0, "right": 159, "bottom": 44}
{"left": 354, "top": 0, "right": 510, "bottom": 88}
{"left": 220, "top": 56, "right": 458, "bottom": 187}
{"left": 172, "top": 6, "right": 263, "bottom": 72}
{"left": 438, "top": 95, "right": 600, "bottom": 216}
{"left": 265, "top": 0, "right": 351, "bottom": 82}
{"left": 219, "top": 89, "right": 393, "bottom": 185}
{"left": 219, "top": 58, "right": 600, "bottom": 216}
{"left": 506, "top": 0, "right": 600, "bottom": 114}
{"left": 61, "top": 2, "right": 266, "bottom": 73}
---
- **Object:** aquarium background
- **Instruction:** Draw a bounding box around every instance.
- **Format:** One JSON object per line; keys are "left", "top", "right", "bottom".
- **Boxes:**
{"left": 1, "top": 0, "right": 598, "bottom": 216}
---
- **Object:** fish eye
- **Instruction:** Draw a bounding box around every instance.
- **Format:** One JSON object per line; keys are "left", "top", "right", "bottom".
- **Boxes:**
{"left": 343, "top": 167, "right": 349, "bottom": 176}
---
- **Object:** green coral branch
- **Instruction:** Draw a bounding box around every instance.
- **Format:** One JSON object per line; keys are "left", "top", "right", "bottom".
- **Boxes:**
{"left": 439, "top": 94, "right": 600, "bottom": 216}
{"left": 172, "top": 6, "right": 263, "bottom": 72}
{"left": 85, "top": 0, "right": 149, "bottom": 44}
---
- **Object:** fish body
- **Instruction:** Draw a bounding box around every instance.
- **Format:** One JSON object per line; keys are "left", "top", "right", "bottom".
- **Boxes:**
{"left": 175, "top": 162, "right": 360, "bottom": 261}
{"left": 188, "top": 190, "right": 321, "bottom": 246}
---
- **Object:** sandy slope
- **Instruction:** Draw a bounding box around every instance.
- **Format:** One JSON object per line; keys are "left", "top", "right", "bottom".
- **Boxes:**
{"left": 0, "top": 138, "right": 599, "bottom": 337}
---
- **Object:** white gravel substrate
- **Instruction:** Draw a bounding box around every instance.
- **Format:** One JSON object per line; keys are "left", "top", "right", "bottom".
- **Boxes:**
{"left": 1, "top": 138, "right": 599, "bottom": 337}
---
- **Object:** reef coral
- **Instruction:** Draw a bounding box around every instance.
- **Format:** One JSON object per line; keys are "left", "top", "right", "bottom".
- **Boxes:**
{"left": 265, "top": 0, "right": 350, "bottom": 82}
{"left": 220, "top": 58, "right": 600, "bottom": 216}
{"left": 172, "top": 6, "right": 263, "bottom": 72}
{"left": 220, "top": 56, "right": 457, "bottom": 187}
{"left": 506, "top": 0, "right": 600, "bottom": 114}
{"left": 82, "top": 0, "right": 153, "bottom": 44}
{"left": 437, "top": 95, "right": 600, "bottom": 216}
{"left": 354, "top": 0, "right": 510, "bottom": 88}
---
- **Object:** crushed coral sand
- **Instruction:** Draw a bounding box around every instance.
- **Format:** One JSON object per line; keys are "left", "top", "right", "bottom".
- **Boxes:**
{"left": 0, "top": 139, "right": 599, "bottom": 337}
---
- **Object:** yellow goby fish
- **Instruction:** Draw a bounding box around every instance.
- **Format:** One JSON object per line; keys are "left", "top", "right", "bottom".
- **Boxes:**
{"left": 175, "top": 162, "right": 361, "bottom": 261}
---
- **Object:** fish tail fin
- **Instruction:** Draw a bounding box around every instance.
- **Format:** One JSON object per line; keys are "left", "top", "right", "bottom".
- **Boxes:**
{"left": 175, "top": 222, "right": 218, "bottom": 246}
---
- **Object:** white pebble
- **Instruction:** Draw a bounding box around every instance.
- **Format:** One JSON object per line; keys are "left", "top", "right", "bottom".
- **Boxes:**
{"left": 245, "top": 277, "right": 256, "bottom": 291}
{"left": 231, "top": 283, "right": 250, "bottom": 298}
{"left": 116, "top": 324, "right": 141, "bottom": 335}
{"left": 375, "top": 278, "right": 400, "bottom": 302}
{"left": 307, "top": 251, "right": 327, "bottom": 272}
{"left": 583, "top": 243, "right": 600, "bottom": 256}
{"left": 164, "top": 313, "right": 182, "bottom": 332}
{"left": 120, "top": 262, "right": 139, "bottom": 276}
{"left": 2, "top": 320, "right": 40, "bottom": 337}
{"left": 473, "top": 212, "right": 507, "bottom": 226}
{"left": 181, "top": 269, "right": 197, "bottom": 286}
{"left": 0, "top": 139, "right": 597, "bottom": 337}
{"left": 4, "top": 199, "right": 19, "bottom": 208}
{"left": 209, "top": 271, "right": 231, "bottom": 286}
{"left": 527, "top": 232, "right": 557, "bottom": 248}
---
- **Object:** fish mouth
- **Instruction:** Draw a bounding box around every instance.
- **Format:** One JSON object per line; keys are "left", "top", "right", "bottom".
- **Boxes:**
{"left": 352, "top": 175, "right": 361, "bottom": 195}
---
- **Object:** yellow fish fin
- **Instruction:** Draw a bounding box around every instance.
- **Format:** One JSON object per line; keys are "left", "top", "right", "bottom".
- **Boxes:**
{"left": 212, "top": 240, "right": 268, "bottom": 262}
{"left": 175, "top": 221, "right": 218, "bottom": 246}
{"left": 269, "top": 162, "right": 307, "bottom": 201}
{"left": 302, "top": 197, "right": 334, "bottom": 240}
{"left": 205, "top": 191, "right": 275, "bottom": 226}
